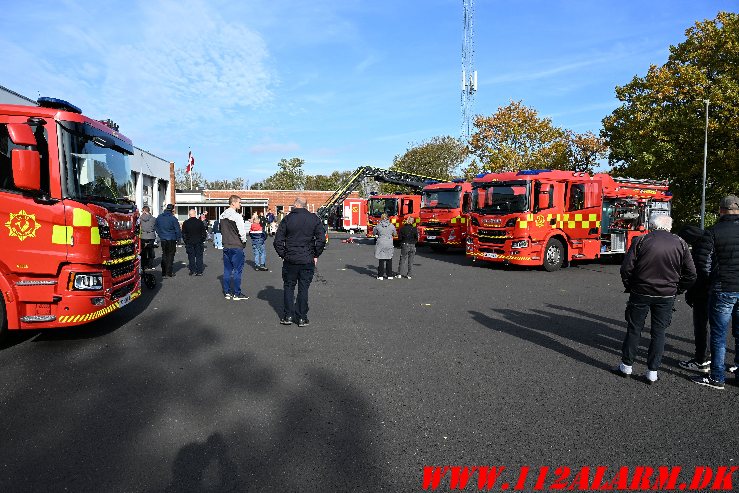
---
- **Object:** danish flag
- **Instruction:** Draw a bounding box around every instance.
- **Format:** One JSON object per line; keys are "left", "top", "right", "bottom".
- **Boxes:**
{"left": 186, "top": 150, "right": 195, "bottom": 174}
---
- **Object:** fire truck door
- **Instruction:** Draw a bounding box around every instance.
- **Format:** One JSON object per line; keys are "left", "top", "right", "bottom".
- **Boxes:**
{"left": 0, "top": 122, "right": 68, "bottom": 276}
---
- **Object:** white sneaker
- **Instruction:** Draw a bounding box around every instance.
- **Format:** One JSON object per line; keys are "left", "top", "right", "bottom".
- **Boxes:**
{"left": 377, "top": 277, "right": 384, "bottom": 280}
{"left": 406, "top": 276, "right": 412, "bottom": 280}
{"left": 646, "top": 370, "right": 658, "bottom": 384}
{"left": 617, "top": 362, "right": 632, "bottom": 377}
{"left": 396, "top": 275, "right": 402, "bottom": 279}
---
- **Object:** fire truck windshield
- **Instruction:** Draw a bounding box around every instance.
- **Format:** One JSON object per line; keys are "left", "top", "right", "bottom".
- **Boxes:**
{"left": 421, "top": 189, "right": 460, "bottom": 209}
{"left": 368, "top": 198, "right": 398, "bottom": 217}
{"left": 472, "top": 180, "right": 530, "bottom": 214}
{"left": 59, "top": 121, "right": 135, "bottom": 206}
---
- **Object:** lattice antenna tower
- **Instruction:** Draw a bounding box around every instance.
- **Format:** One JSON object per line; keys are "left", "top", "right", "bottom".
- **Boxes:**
{"left": 461, "top": 0, "right": 477, "bottom": 141}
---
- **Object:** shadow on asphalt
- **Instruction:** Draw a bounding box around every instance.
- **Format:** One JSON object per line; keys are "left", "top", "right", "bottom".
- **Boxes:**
{"left": 344, "top": 264, "right": 378, "bottom": 278}
{"left": 257, "top": 285, "right": 283, "bottom": 318}
{"left": 470, "top": 306, "right": 693, "bottom": 378}
{"left": 1, "top": 308, "right": 391, "bottom": 491}
{"left": 165, "top": 367, "right": 390, "bottom": 492}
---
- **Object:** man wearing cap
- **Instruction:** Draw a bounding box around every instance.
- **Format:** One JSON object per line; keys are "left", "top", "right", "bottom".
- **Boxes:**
{"left": 692, "top": 195, "right": 739, "bottom": 390}
{"left": 155, "top": 204, "right": 182, "bottom": 278}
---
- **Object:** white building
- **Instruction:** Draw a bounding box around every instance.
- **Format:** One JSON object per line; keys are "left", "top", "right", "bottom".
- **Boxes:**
{"left": 1, "top": 84, "right": 172, "bottom": 215}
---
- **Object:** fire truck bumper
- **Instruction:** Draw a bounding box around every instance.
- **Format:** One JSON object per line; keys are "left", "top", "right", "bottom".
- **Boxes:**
{"left": 467, "top": 242, "right": 539, "bottom": 266}
{"left": 17, "top": 276, "right": 141, "bottom": 330}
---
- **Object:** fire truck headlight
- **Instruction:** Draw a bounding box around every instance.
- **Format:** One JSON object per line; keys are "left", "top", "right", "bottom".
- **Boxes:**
{"left": 69, "top": 272, "right": 104, "bottom": 291}
{"left": 511, "top": 239, "right": 529, "bottom": 249}
{"left": 466, "top": 237, "right": 474, "bottom": 245}
{"left": 505, "top": 218, "right": 518, "bottom": 227}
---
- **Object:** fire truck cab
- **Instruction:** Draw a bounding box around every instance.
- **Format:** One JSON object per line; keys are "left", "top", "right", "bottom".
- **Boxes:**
{"left": 367, "top": 193, "right": 421, "bottom": 238}
{"left": 0, "top": 98, "right": 141, "bottom": 339}
{"left": 466, "top": 169, "right": 671, "bottom": 271}
{"left": 419, "top": 180, "right": 472, "bottom": 251}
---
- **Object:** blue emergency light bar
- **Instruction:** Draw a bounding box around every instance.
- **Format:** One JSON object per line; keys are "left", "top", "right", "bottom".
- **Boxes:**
{"left": 37, "top": 97, "right": 82, "bottom": 114}
{"left": 517, "top": 169, "right": 552, "bottom": 175}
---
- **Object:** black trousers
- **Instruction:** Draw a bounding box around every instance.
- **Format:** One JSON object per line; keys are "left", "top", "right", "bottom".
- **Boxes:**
{"left": 160, "top": 240, "right": 177, "bottom": 276}
{"left": 282, "top": 262, "right": 315, "bottom": 320}
{"left": 141, "top": 239, "right": 155, "bottom": 270}
{"left": 621, "top": 293, "right": 675, "bottom": 371}
{"left": 185, "top": 242, "right": 204, "bottom": 274}
{"left": 692, "top": 294, "right": 710, "bottom": 363}
{"left": 377, "top": 259, "right": 393, "bottom": 278}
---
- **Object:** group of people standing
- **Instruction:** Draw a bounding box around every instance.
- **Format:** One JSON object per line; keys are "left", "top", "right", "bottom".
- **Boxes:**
{"left": 372, "top": 213, "right": 418, "bottom": 280}
{"left": 617, "top": 195, "right": 739, "bottom": 390}
{"left": 140, "top": 197, "right": 326, "bottom": 325}
{"left": 218, "top": 195, "right": 326, "bottom": 326}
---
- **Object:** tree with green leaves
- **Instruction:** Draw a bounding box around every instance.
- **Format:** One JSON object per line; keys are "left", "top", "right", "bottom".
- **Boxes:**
{"left": 305, "top": 170, "right": 354, "bottom": 191}
{"left": 381, "top": 136, "right": 467, "bottom": 193}
{"left": 175, "top": 168, "right": 206, "bottom": 190}
{"left": 251, "top": 157, "right": 306, "bottom": 190}
{"left": 602, "top": 11, "right": 739, "bottom": 226}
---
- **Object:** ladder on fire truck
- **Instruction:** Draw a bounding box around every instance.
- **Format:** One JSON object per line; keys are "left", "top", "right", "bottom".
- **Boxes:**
{"left": 316, "top": 166, "right": 443, "bottom": 221}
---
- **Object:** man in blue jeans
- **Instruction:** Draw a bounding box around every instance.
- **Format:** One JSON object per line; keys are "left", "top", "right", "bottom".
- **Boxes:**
{"left": 219, "top": 195, "right": 248, "bottom": 300}
{"left": 693, "top": 195, "right": 739, "bottom": 390}
{"left": 274, "top": 197, "right": 326, "bottom": 327}
{"left": 617, "top": 214, "right": 696, "bottom": 384}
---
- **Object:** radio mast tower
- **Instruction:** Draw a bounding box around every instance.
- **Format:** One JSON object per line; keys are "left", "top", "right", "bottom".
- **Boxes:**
{"left": 461, "top": 0, "right": 477, "bottom": 140}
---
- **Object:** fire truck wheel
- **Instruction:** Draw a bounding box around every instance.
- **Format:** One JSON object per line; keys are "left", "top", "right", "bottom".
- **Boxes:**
{"left": 543, "top": 238, "right": 564, "bottom": 272}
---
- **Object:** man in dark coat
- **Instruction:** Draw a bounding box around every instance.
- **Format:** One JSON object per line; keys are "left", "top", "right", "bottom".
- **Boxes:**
{"left": 692, "top": 195, "right": 739, "bottom": 390}
{"left": 274, "top": 197, "right": 326, "bottom": 326}
{"left": 676, "top": 225, "right": 711, "bottom": 373}
{"left": 155, "top": 204, "right": 182, "bottom": 277}
{"left": 182, "top": 208, "right": 207, "bottom": 276}
{"left": 617, "top": 213, "right": 696, "bottom": 384}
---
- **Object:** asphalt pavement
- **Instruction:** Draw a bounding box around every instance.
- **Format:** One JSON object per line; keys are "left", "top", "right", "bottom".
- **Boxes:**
{"left": 0, "top": 233, "right": 736, "bottom": 492}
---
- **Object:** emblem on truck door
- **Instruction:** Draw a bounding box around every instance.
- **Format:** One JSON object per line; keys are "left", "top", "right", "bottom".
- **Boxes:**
{"left": 5, "top": 210, "right": 41, "bottom": 241}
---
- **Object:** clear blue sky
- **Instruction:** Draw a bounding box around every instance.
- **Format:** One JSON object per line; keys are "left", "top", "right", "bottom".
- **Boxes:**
{"left": 1, "top": 1, "right": 734, "bottom": 183}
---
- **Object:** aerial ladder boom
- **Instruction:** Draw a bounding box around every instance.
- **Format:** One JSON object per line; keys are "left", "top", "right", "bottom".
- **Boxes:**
{"left": 316, "top": 166, "right": 443, "bottom": 220}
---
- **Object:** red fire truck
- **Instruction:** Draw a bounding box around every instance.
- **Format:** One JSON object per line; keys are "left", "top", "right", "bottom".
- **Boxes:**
{"left": 418, "top": 179, "right": 472, "bottom": 251}
{"left": 367, "top": 193, "right": 422, "bottom": 238}
{"left": 0, "top": 97, "right": 141, "bottom": 339}
{"left": 466, "top": 169, "right": 671, "bottom": 271}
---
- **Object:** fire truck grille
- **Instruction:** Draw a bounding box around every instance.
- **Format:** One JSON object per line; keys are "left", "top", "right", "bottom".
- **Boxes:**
{"left": 110, "top": 242, "right": 136, "bottom": 260}
{"left": 478, "top": 229, "right": 509, "bottom": 245}
{"left": 421, "top": 221, "right": 447, "bottom": 227}
{"left": 111, "top": 283, "right": 135, "bottom": 301}
{"left": 108, "top": 261, "right": 135, "bottom": 280}
{"left": 424, "top": 228, "right": 443, "bottom": 235}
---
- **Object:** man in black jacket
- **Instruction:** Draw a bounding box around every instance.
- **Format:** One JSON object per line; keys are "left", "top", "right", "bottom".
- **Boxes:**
{"left": 617, "top": 213, "right": 696, "bottom": 384}
{"left": 274, "top": 197, "right": 326, "bottom": 327}
{"left": 182, "top": 208, "right": 207, "bottom": 276}
{"left": 692, "top": 195, "right": 739, "bottom": 390}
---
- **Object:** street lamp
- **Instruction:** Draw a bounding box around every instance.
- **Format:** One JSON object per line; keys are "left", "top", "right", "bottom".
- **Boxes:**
{"left": 700, "top": 100, "right": 709, "bottom": 230}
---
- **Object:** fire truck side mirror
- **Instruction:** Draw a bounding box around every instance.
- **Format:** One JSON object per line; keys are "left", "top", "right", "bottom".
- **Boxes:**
{"left": 11, "top": 149, "right": 41, "bottom": 192}
{"left": 537, "top": 192, "right": 550, "bottom": 210}
{"left": 6, "top": 123, "right": 37, "bottom": 146}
